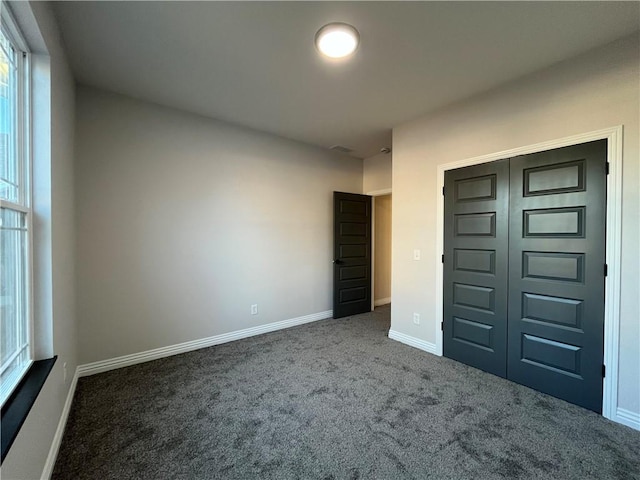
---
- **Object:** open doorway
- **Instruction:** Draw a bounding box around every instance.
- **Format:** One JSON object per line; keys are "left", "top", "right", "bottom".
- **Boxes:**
{"left": 373, "top": 194, "right": 392, "bottom": 307}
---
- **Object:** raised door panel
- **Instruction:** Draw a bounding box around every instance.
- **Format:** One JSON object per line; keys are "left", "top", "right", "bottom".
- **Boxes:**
{"left": 443, "top": 159, "right": 509, "bottom": 377}
{"left": 507, "top": 140, "right": 606, "bottom": 413}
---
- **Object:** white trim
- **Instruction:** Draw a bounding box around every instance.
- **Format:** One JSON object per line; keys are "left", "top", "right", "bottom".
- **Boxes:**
{"left": 40, "top": 310, "right": 331, "bottom": 476}
{"left": 0, "top": 8, "right": 34, "bottom": 407}
{"left": 435, "top": 126, "right": 624, "bottom": 423}
{"left": 601, "top": 129, "right": 623, "bottom": 422}
{"left": 388, "top": 329, "right": 437, "bottom": 355}
{"left": 368, "top": 189, "right": 392, "bottom": 310}
{"left": 614, "top": 408, "right": 640, "bottom": 431}
{"left": 366, "top": 188, "right": 392, "bottom": 196}
{"left": 77, "top": 310, "right": 332, "bottom": 377}
{"left": 0, "top": 200, "right": 30, "bottom": 214}
{"left": 1, "top": 4, "right": 29, "bottom": 53}
{"left": 41, "top": 369, "right": 79, "bottom": 480}
{"left": 371, "top": 196, "right": 376, "bottom": 311}
{"left": 37, "top": 330, "right": 638, "bottom": 480}
{"left": 374, "top": 297, "right": 391, "bottom": 307}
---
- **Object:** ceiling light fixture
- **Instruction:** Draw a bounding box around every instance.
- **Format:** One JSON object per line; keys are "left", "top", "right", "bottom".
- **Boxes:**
{"left": 315, "top": 23, "right": 360, "bottom": 59}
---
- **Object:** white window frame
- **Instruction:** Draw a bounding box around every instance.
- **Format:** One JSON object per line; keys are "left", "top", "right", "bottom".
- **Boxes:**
{"left": 0, "top": 3, "right": 33, "bottom": 407}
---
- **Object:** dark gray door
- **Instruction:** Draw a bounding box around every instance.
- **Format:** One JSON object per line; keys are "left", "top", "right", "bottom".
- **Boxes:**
{"left": 443, "top": 160, "right": 509, "bottom": 377}
{"left": 443, "top": 140, "right": 606, "bottom": 413}
{"left": 508, "top": 140, "right": 606, "bottom": 413}
{"left": 333, "top": 192, "right": 372, "bottom": 319}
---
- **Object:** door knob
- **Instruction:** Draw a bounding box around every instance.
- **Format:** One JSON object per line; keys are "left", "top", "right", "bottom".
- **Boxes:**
{"left": 333, "top": 259, "right": 344, "bottom": 265}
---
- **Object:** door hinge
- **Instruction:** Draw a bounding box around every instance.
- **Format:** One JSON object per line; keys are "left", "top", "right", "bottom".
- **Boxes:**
{"left": 441, "top": 321, "right": 444, "bottom": 331}
{"left": 602, "top": 364, "right": 606, "bottom": 378}
{"left": 441, "top": 254, "right": 445, "bottom": 263}
{"left": 442, "top": 186, "right": 445, "bottom": 196}
{"left": 606, "top": 162, "right": 610, "bottom": 175}
{"left": 604, "top": 264, "right": 608, "bottom": 277}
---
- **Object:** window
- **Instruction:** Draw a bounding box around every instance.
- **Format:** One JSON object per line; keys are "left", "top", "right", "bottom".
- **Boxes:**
{"left": 0, "top": 7, "right": 31, "bottom": 407}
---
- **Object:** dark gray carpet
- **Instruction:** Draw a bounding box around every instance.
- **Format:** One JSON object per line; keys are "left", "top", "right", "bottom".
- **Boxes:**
{"left": 52, "top": 305, "right": 640, "bottom": 480}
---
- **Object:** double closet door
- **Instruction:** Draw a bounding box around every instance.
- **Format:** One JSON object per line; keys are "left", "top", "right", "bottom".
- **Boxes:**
{"left": 443, "top": 140, "right": 607, "bottom": 413}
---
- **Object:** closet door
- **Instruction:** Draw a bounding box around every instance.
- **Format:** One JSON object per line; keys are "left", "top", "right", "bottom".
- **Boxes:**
{"left": 443, "top": 159, "right": 509, "bottom": 377}
{"left": 507, "top": 140, "right": 607, "bottom": 412}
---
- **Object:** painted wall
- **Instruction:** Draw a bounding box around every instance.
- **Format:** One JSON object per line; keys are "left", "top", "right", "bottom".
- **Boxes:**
{"left": 2, "top": 2, "right": 77, "bottom": 479}
{"left": 363, "top": 152, "right": 392, "bottom": 193}
{"left": 391, "top": 34, "right": 639, "bottom": 416}
{"left": 74, "top": 87, "right": 363, "bottom": 364}
{"left": 374, "top": 194, "right": 392, "bottom": 304}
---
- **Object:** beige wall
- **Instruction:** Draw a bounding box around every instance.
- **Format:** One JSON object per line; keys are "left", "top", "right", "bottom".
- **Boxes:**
{"left": 2, "top": 2, "right": 77, "bottom": 479}
{"left": 363, "top": 152, "right": 392, "bottom": 193}
{"left": 74, "top": 87, "right": 363, "bottom": 364}
{"left": 391, "top": 34, "right": 639, "bottom": 416}
{"left": 374, "top": 194, "right": 392, "bottom": 304}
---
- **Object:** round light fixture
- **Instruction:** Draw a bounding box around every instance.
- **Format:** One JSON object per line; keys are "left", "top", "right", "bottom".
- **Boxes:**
{"left": 315, "top": 23, "right": 360, "bottom": 59}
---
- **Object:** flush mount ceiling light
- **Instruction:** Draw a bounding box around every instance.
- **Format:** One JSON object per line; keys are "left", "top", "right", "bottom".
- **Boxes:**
{"left": 315, "top": 22, "right": 360, "bottom": 59}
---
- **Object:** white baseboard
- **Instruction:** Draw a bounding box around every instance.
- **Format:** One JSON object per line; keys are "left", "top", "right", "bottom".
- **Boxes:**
{"left": 77, "top": 310, "right": 333, "bottom": 377}
{"left": 387, "top": 332, "right": 639, "bottom": 431}
{"left": 40, "top": 369, "right": 79, "bottom": 480}
{"left": 36, "top": 316, "right": 639, "bottom": 479}
{"left": 615, "top": 407, "right": 640, "bottom": 431}
{"left": 374, "top": 297, "right": 391, "bottom": 307}
{"left": 388, "top": 329, "right": 437, "bottom": 355}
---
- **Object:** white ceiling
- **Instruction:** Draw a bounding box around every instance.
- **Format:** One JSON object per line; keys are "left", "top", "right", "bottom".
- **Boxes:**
{"left": 53, "top": 1, "right": 639, "bottom": 159}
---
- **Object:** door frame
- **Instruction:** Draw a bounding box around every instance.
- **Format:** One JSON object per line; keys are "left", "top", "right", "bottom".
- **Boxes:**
{"left": 434, "top": 126, "right": 623, "bottom": 422}
{"left": 367, "top": 188, "right": 392, "bottom": 310}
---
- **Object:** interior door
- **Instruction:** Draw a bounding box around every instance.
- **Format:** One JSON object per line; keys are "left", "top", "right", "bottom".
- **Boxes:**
{"left": 507, "top": 140, "right": 606, "bottom": 413}
{"left": 333, "top": 192, "right": 372, "bottom": 319}
{"left": 443, "top": 160, "right": 510, "bottom": 377}
{"left": 443, "top": 140, "right": 607, "bottom": 413}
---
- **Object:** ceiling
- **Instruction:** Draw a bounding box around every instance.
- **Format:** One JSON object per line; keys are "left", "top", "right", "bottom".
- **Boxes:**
{"left": 52, "top": 2, "right": 639, "bottom": 159}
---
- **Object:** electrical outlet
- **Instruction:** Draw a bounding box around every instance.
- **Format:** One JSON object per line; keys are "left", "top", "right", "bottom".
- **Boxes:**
{"left": 251, "top": 304, "right": 258, "bottom": 315}
{"left": 413, "top": 313, "right": 420, "bottom": 325}
{"left": 413, "top": 249, "right": 421, "bottom": 260}
{"left": 63, "top": 362, "right": 67, "bottom": 382}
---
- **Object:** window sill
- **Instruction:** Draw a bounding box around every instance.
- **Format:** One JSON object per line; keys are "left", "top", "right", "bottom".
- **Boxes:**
{"left": 1, "top": 356, "right": 57, "bottom": 463}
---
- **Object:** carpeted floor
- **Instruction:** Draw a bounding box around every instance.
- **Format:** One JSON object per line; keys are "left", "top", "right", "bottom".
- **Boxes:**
{"left": 52, "top": 305, "right": 640, "bottom": 480}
